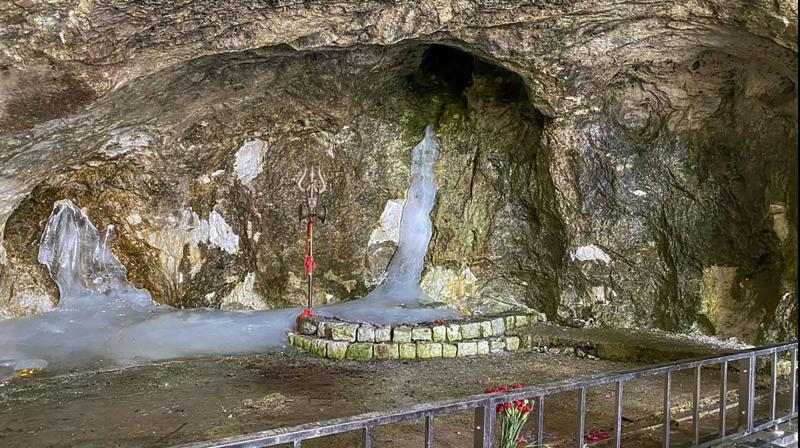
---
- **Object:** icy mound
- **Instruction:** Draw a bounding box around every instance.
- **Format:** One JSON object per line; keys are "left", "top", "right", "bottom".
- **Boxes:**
{"left": 0, "top": 125, "right": 458, "bottom": 378}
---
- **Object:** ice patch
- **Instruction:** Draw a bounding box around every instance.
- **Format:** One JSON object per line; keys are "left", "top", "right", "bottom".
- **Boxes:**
{"left": 234, "top": 139, "right": 265, "bottom": 186}
{"left": 632, "top": 190, "right": 647, "bottom": 197}
{"left": 573, "top": 244, "right": 611, "bottom": 263}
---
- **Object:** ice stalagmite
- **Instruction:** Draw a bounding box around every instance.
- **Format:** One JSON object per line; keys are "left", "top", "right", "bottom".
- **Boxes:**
{"left": 322, "top": 125, "right": 459, "bottom": 323}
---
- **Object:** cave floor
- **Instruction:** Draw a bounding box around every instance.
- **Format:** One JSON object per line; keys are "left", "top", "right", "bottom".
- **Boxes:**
{"left": 0, "top": 349, "right": 794, "bottom": 448}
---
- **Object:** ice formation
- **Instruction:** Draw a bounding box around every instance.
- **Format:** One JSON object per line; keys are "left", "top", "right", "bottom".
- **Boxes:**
{"left": 321, "top": 125, "right": 459, "bottom": 323}
{"left": 0, "top": 125, "right": 456, "bottom": 379}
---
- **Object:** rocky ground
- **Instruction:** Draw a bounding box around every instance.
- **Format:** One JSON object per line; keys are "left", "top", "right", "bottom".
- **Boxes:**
{"left": 0, "top": 343, "right": 795, "bottom": 448}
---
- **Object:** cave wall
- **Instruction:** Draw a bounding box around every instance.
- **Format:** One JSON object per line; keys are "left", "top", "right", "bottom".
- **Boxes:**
{"left": 0, "top": 0, "right": 796, "bottom": 343}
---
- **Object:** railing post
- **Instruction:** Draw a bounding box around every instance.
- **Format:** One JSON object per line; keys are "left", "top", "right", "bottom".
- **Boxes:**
{"left": 692, "top": 366, "right": 701, "bottom": 446}
{"left": 792, "top": 348, "right": 798, "bottom": 416}
{"left": 425, "top": 414, "right": 434, "bottom": 448}
{"left": 577, "top": 387, "right": 587, "bottom": 448}
{"left": 738, "top": 355, "right": 756, "bottom": 433}
{"left": 770, "top": 351, "right": 778, "bottom": 426}
{"left": 474, "top": 402, "right": 495, "bottom": 448}
{"left": 719, "top": 360, "right": 728, "bottom": 437}
{"left": 663, "top": 370, "right": 672, "bottom": 447}
{"left": 614, "top": 381, "right": 623, "bottom": 448}
{"left": 364, "top": 426, "right": 372, "bottom": 448}
{"left": 535, "top": 396, "right": 544, "bottom": 447}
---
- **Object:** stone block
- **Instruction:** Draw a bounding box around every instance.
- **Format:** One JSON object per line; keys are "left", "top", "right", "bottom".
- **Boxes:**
{"left": 491, "top": 318, "right": 506, "bottom": 336}
{"left": 446, "top": 324, "right": 462, "bottom": 341}
{"left": 457, "top": 342, "right": 478, "bottom": 357}
{"left": 374, "top": 325, "right": 392, "bottom": 342}
{"left": 297, "top": 317, "right": 318, "bottom": 335}
{"left": 461, "top": 322, "right": 481, "bottom": 339}
{"left": 331, "top": 322, "right": 358, "bottom": 342}
{"left": 417, "top": 342, "right": 443, "bottom": 359}
{"left": 504, "top": 315, "right": 515, "bottom": 329}
{"left": 411, "top": 326, "right": 432, "bottom": 341}
{"left": 505, "top": 336, "right": 520, "bottom": 351}
{"left": 431, "top": 325, "right": 446, "bottom": 342}
{"left": 442, "top": 343, "right": 457, "bottom": 358}
{"left": 327, "top": 341, "right": 349, "bottom": 359}
{"left": 346, "top": 342, "right": 373, "bottom": 361}
{"left": 490, "top": 339, "right": 506, "bottom": 353}
{"left": 294, "top": 334, "right": 312, "bottom": 350}
{"left": 480, "top": 321, "right": 493, "bottom": 337}
{"left": 374, "top": 343, "right": 400, "bottom": 360}
{"left": 317, "top": 320, "right": 332, "bottom": 338}
{"left": 309, "top": 338, "right": 327, "bottom": 357}
{"left": 477, "top": 340, "right": 490, "bottom": 355}
{"left": 515, "top": 314, "right": 529, "bottom": 327}
{"left": 399, "top": 343, "right": 416, "bottom": 360}
{"left": 393, "top": 326, "right": 412, "bottom": 343}
{"left": 357, "top": 324, "right": 375, "bottom": 342}
{"left": 287, "top": 333, "right": 296, "bottom": 346}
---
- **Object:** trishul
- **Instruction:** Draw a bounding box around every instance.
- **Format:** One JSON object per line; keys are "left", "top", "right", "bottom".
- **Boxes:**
{"left": 296, "top": 166, "right": 327, "bottom": 310}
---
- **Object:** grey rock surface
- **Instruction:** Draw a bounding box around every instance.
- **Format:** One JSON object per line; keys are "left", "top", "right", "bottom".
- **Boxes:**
{"left": 0, "top": 0, "right": 796, "bottom": 344}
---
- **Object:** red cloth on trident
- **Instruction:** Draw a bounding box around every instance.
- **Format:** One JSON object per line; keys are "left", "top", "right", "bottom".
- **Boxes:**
{"left": 304, "top": 255, "right": 317, "bottom": 277}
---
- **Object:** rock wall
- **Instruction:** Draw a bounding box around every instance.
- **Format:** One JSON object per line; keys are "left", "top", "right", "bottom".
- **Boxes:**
{"left": 0, "top": 0, "right": 796, "bottom": 344}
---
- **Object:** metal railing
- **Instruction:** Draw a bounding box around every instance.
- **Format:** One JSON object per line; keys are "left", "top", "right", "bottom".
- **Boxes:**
{"left": 176, "top": 341, "right": 798, "bottom": 448}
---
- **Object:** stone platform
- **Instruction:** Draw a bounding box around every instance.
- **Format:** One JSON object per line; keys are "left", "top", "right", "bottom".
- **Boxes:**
{"left": 288, "top": 313, "right": 539, "bottom": 361}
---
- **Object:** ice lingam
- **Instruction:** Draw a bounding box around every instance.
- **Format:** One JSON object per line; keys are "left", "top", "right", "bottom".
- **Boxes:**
{"left": 0, "top": 125, "right": 455, "bottom": 379}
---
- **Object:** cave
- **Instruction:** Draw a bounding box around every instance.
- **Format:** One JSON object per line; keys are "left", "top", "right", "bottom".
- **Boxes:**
{"left": 0, "top": 2, "right": 797, "bottom": 446}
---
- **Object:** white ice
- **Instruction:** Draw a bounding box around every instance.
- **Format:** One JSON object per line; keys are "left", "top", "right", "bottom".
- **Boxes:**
{"left": 0, "top": 125, "right": 457, "bottom": 380}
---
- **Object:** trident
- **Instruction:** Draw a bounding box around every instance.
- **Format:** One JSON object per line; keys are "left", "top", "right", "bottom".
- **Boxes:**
{"left": 296, "top": 166, "right": 327, "bottom": 310}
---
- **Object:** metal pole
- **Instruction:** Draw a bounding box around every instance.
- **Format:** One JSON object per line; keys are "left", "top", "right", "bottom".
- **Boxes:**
{"left": 664, "top": 371, "right": 672, "bottom": 447}
{"left": 425, "top": 415, "right": 434, "bottom": 448}
{"left": 474, "top": 402, "right": 495, "bottom": 448}
{"left": 364, "top": 426, "right": 372, "bottom": 448}
{"left": 738, "top": 357, "right": 753, "bottom": 432}
{"left": 535, "top": 396, "right": 545, "bottom": 447}
{"left": 792, "top": 349, "right": 797, "bottom": 416}
{"left": 770, "top": 351, "right": 778, "bottom": 426}
{"left": 719, "top": 361, "right": 728, "bottom": 437}
{"left": 577, "top": 387, "right": 586, "bottom": 448}
{"left": 693, "top": 366, "right": 701, "bottom": 446}
{"left": 614, "top": 381, "right": 623, "bottom": 448}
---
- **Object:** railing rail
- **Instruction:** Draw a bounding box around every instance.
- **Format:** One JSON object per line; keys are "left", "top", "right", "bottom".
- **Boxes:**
{"left": 175, "top": 341, "right": 798, "bottom": 448}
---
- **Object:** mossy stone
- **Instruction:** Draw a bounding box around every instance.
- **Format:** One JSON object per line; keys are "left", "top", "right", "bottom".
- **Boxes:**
{"left": 505, "top": 336, "right": 520, "bottom": 351}
{"left": 331, "top": 322, "right": 358, "bottom": 342}
{"left": 393, "top": 326, "right": 412, "bottom": 343}
{"left": 461, "top": 322, "right": 481, "bottom": 339}
{"left": 504, "top": 316, "right": 516, "bottom": 329}
{"left": 446, "top": 324, "right": 462, "bottom": 341}
{"left": 515, "top": 315, "right": 529, "bottom": 327}
{"left": 399, "top": 343, "right": 416, "bottom": 360}
{"left": 412, "top": 326, "right": 432, "bottom": 341}
{"left": 477, "top": 340, "right": 490, "bottom": 355}
{"left": 480, "top": 321, "right": 494, "bottom": 337}
{"left": 490, "top": 340, "right": 506, "bottom": 353}
{"left": 310, "top": 338, "right": 327, "bottom": 357}
{"left": 416, "top": 342, "right": 443, "bottom": 359}
{"left": 457, "top": 342, "right": 478, "bottom": 357}
{"left": 442, "top": 343, "right": 457, "bottom": 358}
{"left": 346, "top": 342, "right": 374, "bottom": 361}
{"left": 432, "top": 325, "right": 446, "bottom": 342}
{"left": 327, "top": 341, "right": 349, "bottom": 359}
